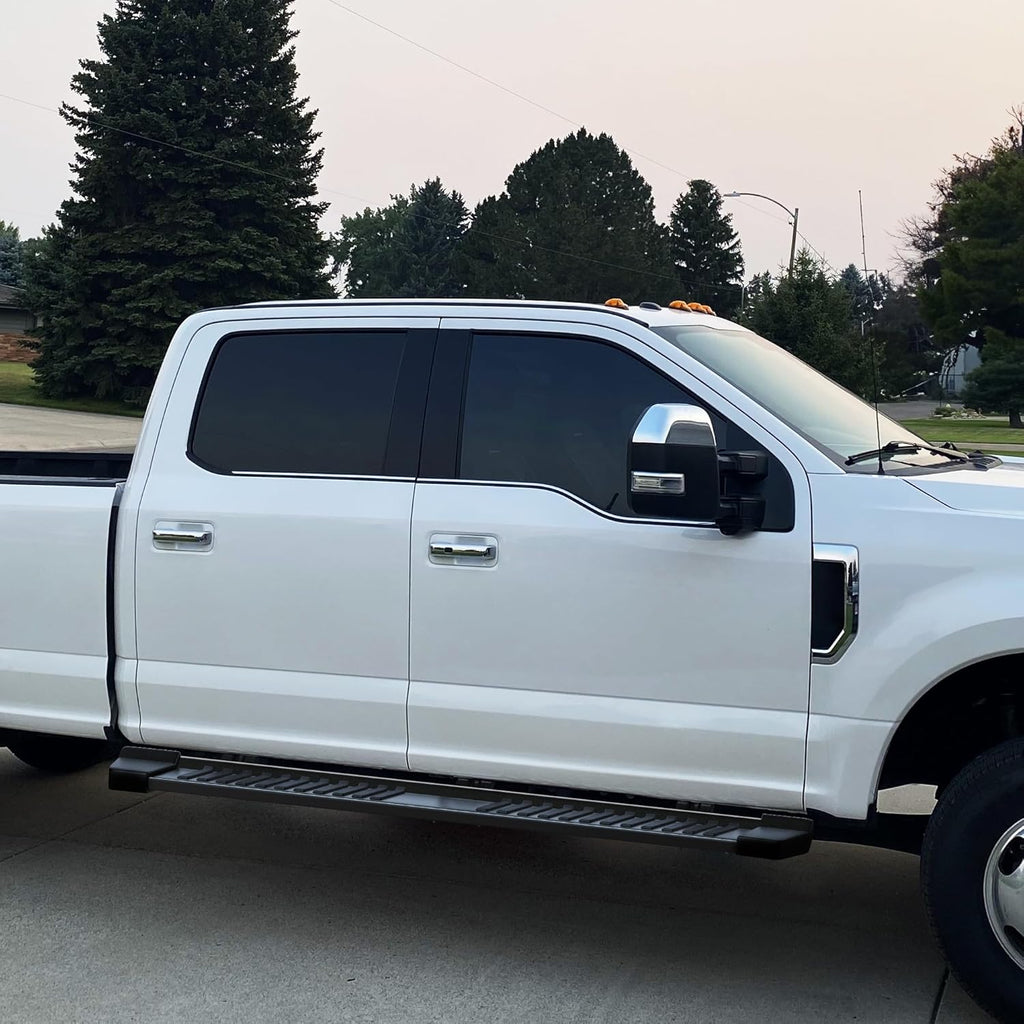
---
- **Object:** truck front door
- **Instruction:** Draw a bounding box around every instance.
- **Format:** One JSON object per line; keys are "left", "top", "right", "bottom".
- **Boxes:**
{"left": 407, "top": 319, "right": 813, "bottom": 809}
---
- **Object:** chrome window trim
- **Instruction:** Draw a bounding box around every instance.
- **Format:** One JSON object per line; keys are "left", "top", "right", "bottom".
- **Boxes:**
{"left": 812, "top": 543, "right": 860, "bottom": 664}
{"left": 418, "top": 477, "right": 719, "bottom": 529}
{"left": 229, "top": 471, "right": 414, "bottom": 482}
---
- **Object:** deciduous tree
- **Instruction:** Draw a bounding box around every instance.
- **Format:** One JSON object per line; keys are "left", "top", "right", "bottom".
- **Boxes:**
{"left": 906, "top": 107, "right": 1024, "bottom": 423}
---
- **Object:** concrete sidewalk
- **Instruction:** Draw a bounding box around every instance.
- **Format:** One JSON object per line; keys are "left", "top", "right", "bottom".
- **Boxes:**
{"left": 0, "top": 752, "right": 992, "bottom": 1023}
{"left": 0, "top": 402, "right": 141, "bottom": 451}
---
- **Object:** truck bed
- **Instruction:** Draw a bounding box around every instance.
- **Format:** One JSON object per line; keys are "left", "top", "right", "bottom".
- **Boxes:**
{"left": 0, "top": 451, "right": 132, "bottom": 483}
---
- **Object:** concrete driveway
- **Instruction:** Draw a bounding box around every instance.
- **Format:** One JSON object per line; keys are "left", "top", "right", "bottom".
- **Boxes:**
{"left": 0, "top": 752, "right": 992, "bottom": 1023}
{"left": 0, "top": 403, "right": 141, "bottom": 451}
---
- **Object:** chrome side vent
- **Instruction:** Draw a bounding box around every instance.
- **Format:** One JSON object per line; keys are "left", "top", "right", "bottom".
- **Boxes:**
{"left": 812, "top": 544, "right": 859, "bottom": 663}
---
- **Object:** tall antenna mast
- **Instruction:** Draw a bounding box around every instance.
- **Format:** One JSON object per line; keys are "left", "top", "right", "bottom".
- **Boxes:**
{"left": 859, "top": 189, "right": 884, "bottom": 474}
{"left": 860, "top": 189, "right": 869, "bottom": 279}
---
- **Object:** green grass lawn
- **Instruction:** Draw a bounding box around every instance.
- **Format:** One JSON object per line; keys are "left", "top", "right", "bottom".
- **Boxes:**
{"left": 0, "top": 362, "right": 143, "bottom": 417}
{"left": 900, "top": 418, "right": 1024, "bottom": 445}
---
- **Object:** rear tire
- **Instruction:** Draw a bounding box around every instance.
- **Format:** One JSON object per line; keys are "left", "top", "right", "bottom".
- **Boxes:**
{"left": 5, "top": 733, "right": 116, "bottom": 773}
{"left": 922, "top": 738, "right": 1024, "bottom": 1023}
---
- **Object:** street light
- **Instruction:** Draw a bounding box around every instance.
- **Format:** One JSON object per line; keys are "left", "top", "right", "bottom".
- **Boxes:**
{"left": 723, "top": 191, "right": 799, "bottom": 276}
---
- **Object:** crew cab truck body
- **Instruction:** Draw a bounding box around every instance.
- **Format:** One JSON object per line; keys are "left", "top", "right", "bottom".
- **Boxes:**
{"left": 4, "top": 299, "right": 1024, "bottom": 1020}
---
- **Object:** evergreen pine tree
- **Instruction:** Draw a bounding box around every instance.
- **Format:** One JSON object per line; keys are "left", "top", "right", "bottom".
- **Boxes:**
{"left": 839, "top": 264, "right": 875, "bottom": 325}
{"left": 668, "top": 180, "right": 744, "bottom": 315}
{"left": 24, "top": 0, "right": 331, "bottom": 402}
{"left": 334, "top": 179, "right": 469, "bottom": 297}
{"left": 463, "top": 129, "right": 671, "bottom": 303}
{"left": 740, "top": 251, "right": 874, "bottom": 396}
{"left": 392, "top": 180, "right": 469, "bottom": 298}
{"left": 0, "top": 221, "right": 24, "bottom": 288}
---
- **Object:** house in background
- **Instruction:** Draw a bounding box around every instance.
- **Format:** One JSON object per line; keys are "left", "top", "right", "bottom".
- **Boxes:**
{"left": 0, "top": 284, "right": 36, "bottom": 363}
{"left": 939, "top": 342, "right": 982, "bottom": 396}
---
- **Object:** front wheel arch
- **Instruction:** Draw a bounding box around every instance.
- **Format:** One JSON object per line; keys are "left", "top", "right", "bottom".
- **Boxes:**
{"left": 878, "top": 653, "right": 1024, "bottom": 795}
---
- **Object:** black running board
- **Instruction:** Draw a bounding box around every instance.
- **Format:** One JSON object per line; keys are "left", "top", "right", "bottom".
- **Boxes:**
{"left": 109, "top": 746, "right": 813, "bottom": 860}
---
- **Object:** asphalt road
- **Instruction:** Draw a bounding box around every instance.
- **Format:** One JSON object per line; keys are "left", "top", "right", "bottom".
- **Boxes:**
{"left": 0, "top": 752, "right": 993, "bottom": 1023}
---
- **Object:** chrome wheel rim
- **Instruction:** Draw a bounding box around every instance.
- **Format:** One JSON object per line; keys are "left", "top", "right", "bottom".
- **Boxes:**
{"left": 984, "top": 817, "right": 1024, "bottom": 970}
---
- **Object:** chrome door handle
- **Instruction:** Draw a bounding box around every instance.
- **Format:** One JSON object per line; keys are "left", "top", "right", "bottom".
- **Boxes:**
{"left": 152, "top": 522, "right": 215, "bottom": 550}
{"left": 429, "top": 542, "right": 494, "bottom": 559}
{"left": 153, "top": 529, "right": 211, "bottom": 544}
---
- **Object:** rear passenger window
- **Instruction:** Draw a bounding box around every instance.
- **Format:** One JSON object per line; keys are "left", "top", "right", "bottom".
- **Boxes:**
{"left": 190, "top": 331, "right": 406, "bottom": 475}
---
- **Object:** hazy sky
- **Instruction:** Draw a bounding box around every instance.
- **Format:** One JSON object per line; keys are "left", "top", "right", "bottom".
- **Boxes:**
{"left": 2, "top": 0, "right": 1022, "bottom": 287}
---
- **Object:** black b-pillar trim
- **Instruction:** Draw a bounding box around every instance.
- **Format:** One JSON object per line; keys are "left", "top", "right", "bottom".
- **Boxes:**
{"left": 419, "top": 328, "right": 472, "bottom": 479}
{"left": 383, "top": 327, "right": 439, "bottom": 478}
{"left": 104, "top": 482, "right": 126, "bottom": 745}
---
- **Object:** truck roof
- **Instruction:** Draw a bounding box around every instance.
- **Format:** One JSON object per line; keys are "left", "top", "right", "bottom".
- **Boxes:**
{"left": 220, "top": 297, "right": 744, "bottom": 333}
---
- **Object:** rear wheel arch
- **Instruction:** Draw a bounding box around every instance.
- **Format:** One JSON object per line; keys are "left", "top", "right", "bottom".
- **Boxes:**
{"left": 3, "top": 732, "right": 117, "bottom": 773}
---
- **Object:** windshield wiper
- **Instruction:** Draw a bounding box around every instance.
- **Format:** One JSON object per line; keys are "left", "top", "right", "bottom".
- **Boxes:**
{"left": 845, "top": 440, "right": 971, "bottom": 467}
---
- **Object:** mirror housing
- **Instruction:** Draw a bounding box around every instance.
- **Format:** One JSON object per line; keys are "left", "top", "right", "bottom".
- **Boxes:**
{"left": 628, "top": 404, "right": 721, "bottom": 522}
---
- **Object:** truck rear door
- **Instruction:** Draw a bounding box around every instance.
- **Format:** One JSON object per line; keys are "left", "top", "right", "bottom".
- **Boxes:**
{"left": 129, "top": 316, "right": 437, "bottom": 768}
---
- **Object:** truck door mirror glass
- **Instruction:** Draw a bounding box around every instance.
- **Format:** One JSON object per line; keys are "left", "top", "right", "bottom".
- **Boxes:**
{"left": 628, "top": 404, "right": 721, "bottom": 522}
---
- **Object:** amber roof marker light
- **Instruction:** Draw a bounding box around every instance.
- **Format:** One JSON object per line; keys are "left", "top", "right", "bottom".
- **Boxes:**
{"left": 668, "top": 300, "right": 716, "bottom": 315}
{"left": 604, "top": 298, "right": 629, "bottom": 309}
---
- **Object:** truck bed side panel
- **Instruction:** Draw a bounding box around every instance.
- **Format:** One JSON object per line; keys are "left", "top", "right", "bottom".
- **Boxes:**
{"left": 0, "top": 483, "right": 115, "bottom": 737}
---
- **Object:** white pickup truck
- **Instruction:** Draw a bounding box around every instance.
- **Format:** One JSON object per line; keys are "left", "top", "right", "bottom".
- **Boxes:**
{"left": 3, "top": 298, "right": 1024, "bottom": 1019}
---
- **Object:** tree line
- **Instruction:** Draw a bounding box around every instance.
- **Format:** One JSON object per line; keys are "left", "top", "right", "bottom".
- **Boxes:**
{"left": 334, "top": 134, "right": 744, "bottom": 311}
{"left": 5, "top": 0, "right": 1022, "bottom": 424}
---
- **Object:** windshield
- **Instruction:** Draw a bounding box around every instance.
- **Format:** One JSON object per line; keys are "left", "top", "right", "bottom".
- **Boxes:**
{"left": 652, "top": 324, "right": 945, "bottom": 470}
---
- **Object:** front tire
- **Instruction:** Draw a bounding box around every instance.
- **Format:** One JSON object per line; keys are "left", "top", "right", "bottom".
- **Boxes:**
{"left": 5, "top": 733, "right": 116, "bottom": 773}
{"left": 922, "top": 739, "right": 1024, "bottom": 1023}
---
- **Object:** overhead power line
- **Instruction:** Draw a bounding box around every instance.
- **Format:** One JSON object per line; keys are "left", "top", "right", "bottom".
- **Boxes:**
{"left": 0, "top": 90, "right": 363, "bottom": 202}
{"left": 319, "top": 0, "right": 700, "bottom": 183}
{"left": 0, "top": 90, "right": 742, "bottom": 297}
{"left": 5, "top": 10, "right": 842, "bottom": 291}
{"left": 319, "top": 0, "right": 841, "bottom": 276}
{"left": 797, "top": 231, "right": 841, "bottom": 277}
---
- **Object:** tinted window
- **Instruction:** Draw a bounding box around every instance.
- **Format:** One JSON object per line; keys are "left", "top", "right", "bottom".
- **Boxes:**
{"left": 460, "top": 333, "right": 693, "bottom": 515}
{"left": 191, "top": 331, "right": 406, "bottom": 475}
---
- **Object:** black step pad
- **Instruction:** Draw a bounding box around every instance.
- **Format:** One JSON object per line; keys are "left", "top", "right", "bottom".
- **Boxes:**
{"left": 109, "top": 746, "right": 812, "bottom": 860}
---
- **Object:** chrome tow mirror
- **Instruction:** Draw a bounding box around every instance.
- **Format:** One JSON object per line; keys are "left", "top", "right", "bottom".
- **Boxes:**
{"left": 628, "top": 404, "right": 721, "bottom": 522}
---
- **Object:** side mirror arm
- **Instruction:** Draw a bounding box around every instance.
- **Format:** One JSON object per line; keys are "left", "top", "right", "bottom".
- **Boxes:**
{"left": 716, "top": 450, "right": 769, "bottom": 535}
